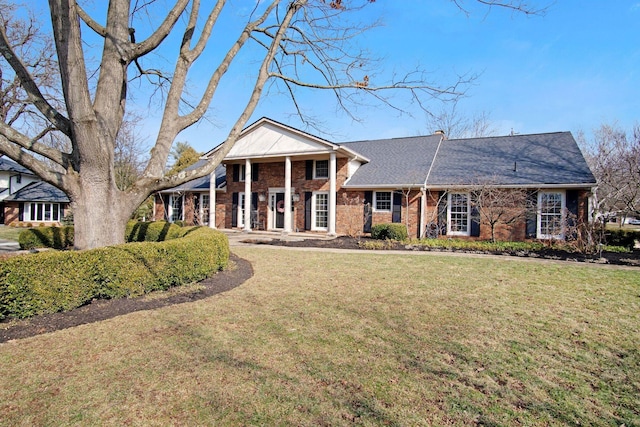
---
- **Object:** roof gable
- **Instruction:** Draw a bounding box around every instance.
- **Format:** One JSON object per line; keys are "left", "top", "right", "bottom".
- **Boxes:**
{"left": 221, "top": 118, "right": 340, "bottom": 160}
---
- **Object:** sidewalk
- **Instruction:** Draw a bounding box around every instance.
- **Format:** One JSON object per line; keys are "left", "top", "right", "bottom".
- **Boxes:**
{"left": 0, "top": 239, "right": 20, "bottom": 253}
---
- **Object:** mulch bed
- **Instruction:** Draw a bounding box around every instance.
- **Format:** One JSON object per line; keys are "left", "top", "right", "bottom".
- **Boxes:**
{"left": 248, "top": 236, "right": 640, "bottom": 267}
{"left": 0, "top": 254, "right": 253, "bottom": 343}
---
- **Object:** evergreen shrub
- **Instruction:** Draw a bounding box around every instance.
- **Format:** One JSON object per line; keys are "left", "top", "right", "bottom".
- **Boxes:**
{"left": 0, "top": 226, "right": 229, "bottom": 320}
{"left": 371, "top": 223, "right": 408, "bottom": 241}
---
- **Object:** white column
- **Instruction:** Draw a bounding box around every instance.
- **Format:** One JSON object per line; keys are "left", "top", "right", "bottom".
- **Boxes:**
{"left": 284, "top": 156, "right": 292, "bottom": 233}
{"left": 328, "top": 151, "right": 337, "bottom": 236}
{"left": 419, "top": 189, "right": 426, "bottom": 238}
{"left": 208, "top": 170, "right": 216, "bottom": 229}
{"left": 243, "top": 159, "right": 252, "bottom": 232}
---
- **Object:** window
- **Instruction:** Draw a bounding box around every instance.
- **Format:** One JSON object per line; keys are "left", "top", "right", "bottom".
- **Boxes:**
{"left": 538, "top": 191, "right": 565, "bottom": 239}
{"left": 448, "top": 192, "right": 470, "bottom": 235}
{"left": 374, "top": 191, "right": 391, "bottom": 212}
{"left": 200, "top": 194, "right": 210, "bottom": 225}
{"left": 238, "top": 192, "right": 246, "bottom": 227}
{"left": 170, "top": 195, "right": 183, "bottom": 222}
{"left": 238, "top": 165, "right": 246, "bottom": 182}
{"left": 314, "top": 160, "right": 329, "bottom": 179}
{"left": 24, "top": 202, "right": 61, "bottom": 222}
{"left": 313, "top": 192, "right": 328, "bottom": 230}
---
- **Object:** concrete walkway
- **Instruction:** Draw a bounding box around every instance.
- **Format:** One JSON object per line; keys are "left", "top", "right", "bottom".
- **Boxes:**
{"left": 0, "top": 239, "right": 20, "bottom": 253}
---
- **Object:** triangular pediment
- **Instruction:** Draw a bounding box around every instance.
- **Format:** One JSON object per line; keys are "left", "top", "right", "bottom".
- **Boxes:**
{"left": 224, "top": 118, "right": 337, "bottom": 160}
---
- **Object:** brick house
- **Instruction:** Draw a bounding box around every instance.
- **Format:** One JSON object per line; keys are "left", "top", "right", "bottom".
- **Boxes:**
{"left": 0, "top": 156, "right": 70, "bottom": 226}
{"left": 155, "top": 118, "right": 596, "bottom": 241}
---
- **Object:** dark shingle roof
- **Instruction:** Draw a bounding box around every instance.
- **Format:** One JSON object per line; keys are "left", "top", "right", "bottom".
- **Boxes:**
{"left": 0, "top": 156, "right": 33, "bottom": 175}
{"left": 160, "top": 163, "right": 226, "bottom": 192}
{"left": 5, "top": 181, "right": 69, "bottom": 203}
{"left": 341, "top": 135, "right": 442, "bottom": 187}
{"left": 341, "top": 131, "right": 595, "bottom": 188}
{"left": 428, "top": 132, "right": 596, "bottom": 186}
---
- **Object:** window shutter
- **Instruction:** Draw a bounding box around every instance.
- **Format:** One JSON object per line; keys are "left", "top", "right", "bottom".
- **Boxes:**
{"left": 252, "top": 163, "right": 259, "bottom": 182}
{"left": 363, "top": 191, "right": 373, "bottom": 233}
{"left": 232, "top": 164, "right": 239, "bottom": 182}
{"left": 437, "top": 191, "right": 447, "bottom": 236}
{"left": 392, "top": 192, "right": 402, "bottom": 223}
{"left": 231, "top": 192, "right": 238, "bottom": 227}
{"left": 525, "top": 191, "right": 537, "bottom": 238}
{"left": 566, "top": 190, "right": 578, "bottom": 217}
{"left": 470, "top": 193, "right": 480, "bottom": 237}
{"left": 304, "top": 192, "right": 312, "bottom": 230}
{"left": 305, "top": 160, "right": 313, "bottom": 180}
{"left": 19, "top": 202, "right": 24, "bottom": 221}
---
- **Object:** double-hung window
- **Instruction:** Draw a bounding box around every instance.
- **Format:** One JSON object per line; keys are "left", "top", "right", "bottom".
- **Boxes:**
{"left": 538, "top": 191, "right": 564, "bottom": 239}
{"left": 374, "top": 191, "right": 391, "bottom": 212}
{"left": 24, "top": 202, "right": 61, "bottom": 222}
{"left": 312, "top": 192, "right": 329, "bottom": 230}
{"left": 169, "top": 195, "right": 183, "bottom": 222}
{"left": 314, "top": 160, "right": 329, "bottom": 179}
{"left": 448, "top": 192, "right": 470, "bottom": 236}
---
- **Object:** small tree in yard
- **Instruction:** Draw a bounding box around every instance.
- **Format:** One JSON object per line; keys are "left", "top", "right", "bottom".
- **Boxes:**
{"left": 471, "top": 183, "right": 530, "bottom": 242}
{"left": 0, "top": 0, "right": 543, "bottom": 250}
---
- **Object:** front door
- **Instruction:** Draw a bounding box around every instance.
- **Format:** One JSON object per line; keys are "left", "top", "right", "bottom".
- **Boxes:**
{"left": 272, "top": 192, "right": 285, "bottom": 229}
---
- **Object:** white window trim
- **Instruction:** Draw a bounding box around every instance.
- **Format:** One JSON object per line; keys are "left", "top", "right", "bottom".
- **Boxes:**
{"left": 168, "top": 194, "right": 183, "bottom": 222}
{"left": 373, "top": 191, "right": 392, "bottom": 212}
{"left": 238, "top": 192, "right": 246, "bottom": 228}
{"left": 313, "top": 159, "right": 329, "bottom": 180}
{"left": 447, "top": 192, "right": 471, "bottom": 236}
{"left": 537, "top": 190, "right": 566, "bottom": 240}
{"left": 24, "top": 202, "right": 61, "bottom": 222}
{"left": 311, "top": 191, "right": 329, "bottom": 231}
{"left": 200, "top": 193, "right": 210, "bottom": 225}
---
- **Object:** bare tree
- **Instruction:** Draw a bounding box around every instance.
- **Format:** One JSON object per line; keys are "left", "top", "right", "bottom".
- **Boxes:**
{"left": 114, "top": 113, "right": 148, "bottom": 191}
{"left": 579, "top": 122, "right": 640, "bottom": 224}
{"left": 425, "top": 98, "right": 497, "bottom": 139}
{"left": 0, "top": 0, "right": 543, "bottom": 249}
{"left": 470, "top": 183, "right": 530, "bottom": 242}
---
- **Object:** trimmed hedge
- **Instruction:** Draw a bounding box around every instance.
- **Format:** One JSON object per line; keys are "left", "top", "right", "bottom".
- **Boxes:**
{"left": 18, "top": 226, "right": 75, "bottom": 250}
{"left": 605, "top": 229, "right": 640, "bottom": 250}
{"left": 0, "top": 226, "right": 229, "bottom": 320}
{"left": 18, "top": 221, "right": 185, "bottom": 249}
{"left": 371, "top": 223, "right": 408, "bottom": 241}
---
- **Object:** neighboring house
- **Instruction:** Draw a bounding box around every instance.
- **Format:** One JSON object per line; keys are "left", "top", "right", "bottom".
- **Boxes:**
{"left": 155, "top": 118, "right": 596, "bottom": 241}
{"left": 0, "top": 156, "right": 70, "bottom": 226}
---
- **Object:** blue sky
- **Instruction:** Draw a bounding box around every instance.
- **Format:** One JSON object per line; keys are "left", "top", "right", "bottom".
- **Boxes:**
{"left": 174, "top": 1, "right": 640, "bottom": 152}
{"left": 24, "top": 1, "right": 640, "bottom": 153}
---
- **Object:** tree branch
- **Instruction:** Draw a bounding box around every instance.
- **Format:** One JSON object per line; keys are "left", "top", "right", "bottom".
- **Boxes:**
{"left": 0, "top": 22, "right": 71, "bottom": 137}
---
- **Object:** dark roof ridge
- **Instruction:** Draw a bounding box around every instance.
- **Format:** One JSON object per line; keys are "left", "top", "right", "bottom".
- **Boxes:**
{"left": 446, "top": 131, "right": 571, "bottom": 142}
{"left": 340, "top": 133, "right": 441, "bottom": 145}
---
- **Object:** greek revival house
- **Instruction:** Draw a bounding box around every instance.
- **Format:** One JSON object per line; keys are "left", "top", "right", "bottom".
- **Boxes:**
{"left": 155, "top": 118, "right": 596, "bottom": 241}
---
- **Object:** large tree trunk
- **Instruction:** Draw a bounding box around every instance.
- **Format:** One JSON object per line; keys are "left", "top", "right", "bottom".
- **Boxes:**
{"left": 70, "top": 178, "right": 135, "bottom": 250}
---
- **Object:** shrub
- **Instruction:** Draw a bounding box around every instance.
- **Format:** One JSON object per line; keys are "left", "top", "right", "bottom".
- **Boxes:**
{"left": 371, "top": 223, "right": 408, "bottom": 241}
{"left": 18, "top": 221, "right": 184, "bottom": 249}
{"left": 125, "top": 221, "right": 183, "bottom": 243}
{"left": 605, "top": 229, "right": 640, "bottom": 250}
{"left": 18, "top": 226, "right": 75, "bottom": 250}
{"left": 0, "top": 226, "right": 229, "bottom": 320}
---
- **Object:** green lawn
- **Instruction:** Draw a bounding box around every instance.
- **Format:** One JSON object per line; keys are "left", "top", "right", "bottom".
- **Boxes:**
{"left": 1, "top": 247, "right": 639, "bottom": 426}
{"left": 0, "top": 226, "right": 22, "bottom": 241}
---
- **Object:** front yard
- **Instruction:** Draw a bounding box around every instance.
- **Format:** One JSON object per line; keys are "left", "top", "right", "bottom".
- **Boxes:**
{"left": 1, "top": 247, "right": 638, "bottom": 426}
